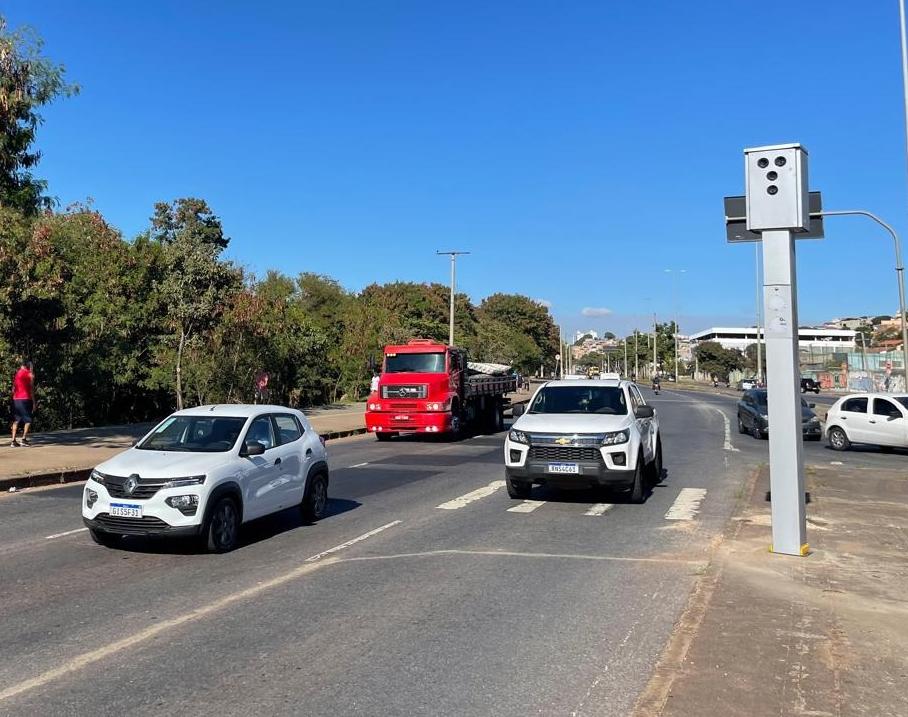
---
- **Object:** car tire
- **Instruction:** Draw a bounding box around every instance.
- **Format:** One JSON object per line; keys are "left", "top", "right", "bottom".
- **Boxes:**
{"left": 814, "top": 388, "right": 820, "bottom": 394}
{"left": 205, "top": 496, "right": 240, "bottom": 553}
{"left": 89, "top": 527, "right": 121, "bottom": 548}
{"left": 302, "top": 473, "right": 329, "bottom": 522}
{"left": 375, "top": 432, "right": 396, "bottom": 442}
{"left": 648, "top": 437, "right": 663, "bottom": 484}
{"left": 737, "top": 415, "right": 747, "bottom": 434}
{"left": 828, "top": 426, "right": 850, "bottom": 452}
{"left": 751, "top": 422, "right": 764, "bottom": 440}
{"left": 506, "top": 474, "right": 532, "bottom": 499}
{"left": 629, "top": 457, "right": 646, "bottom": 504}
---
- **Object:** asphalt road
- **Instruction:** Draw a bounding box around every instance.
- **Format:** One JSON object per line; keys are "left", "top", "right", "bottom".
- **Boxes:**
{"left": 0, "top": 388, "right": 904, "bottom": 716}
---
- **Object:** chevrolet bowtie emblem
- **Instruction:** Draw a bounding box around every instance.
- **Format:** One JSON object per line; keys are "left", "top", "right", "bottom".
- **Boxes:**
{"left": 555, "top": 437, "right": 572, "bottom": 445}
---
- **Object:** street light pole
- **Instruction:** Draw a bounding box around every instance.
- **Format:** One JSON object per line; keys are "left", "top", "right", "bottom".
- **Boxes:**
{"left": 819, "top": 210, "right": 908, "bottom": 386}
{"left": 634, "top": 330, "right": 639, "bottom": 380}
{"left": 755, "top": 243, "right": 763, "bottom": 384}
{"left": 665, "top": 269, "right": 686, "bottom": 379}
{"left": 436, "top": 250, "right": 469, "bottom": 346}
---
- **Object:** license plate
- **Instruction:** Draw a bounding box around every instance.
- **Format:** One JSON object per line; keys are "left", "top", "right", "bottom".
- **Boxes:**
{"left": 394, "top": 415, "right": 409, "bottom": 420}
{"left": 110, "top": 503, "right": 142, "bottom": 518}
{"left": 547, "top": 463, "right": 580, "bottom": 475}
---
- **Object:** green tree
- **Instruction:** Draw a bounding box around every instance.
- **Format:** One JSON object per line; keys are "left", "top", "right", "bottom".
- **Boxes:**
{"left": 478, "top": 294, "right": 558, "bottom": 370}
{"left": 149, "top": 198, "right": 240, "bottom": 409}
{"left": 694, "top": 341, "right": 744, "bottom": 380}
{"left": 0, "top": 17, "right": 79, "bottom": 214}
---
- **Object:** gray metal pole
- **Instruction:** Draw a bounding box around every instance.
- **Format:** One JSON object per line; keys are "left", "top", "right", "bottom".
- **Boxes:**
{"left": 652, "top": 313, "right": 658, "bottom": 376}
{"left": 763, "top": 229, "right": 808, "bottom": 556}
{"left": 755, "top": 242, "right": 763, "bottom": 383}
{"left": 634, "top": 331, "right": 639, "bottom": 380}
{"left": 819, "top": 210, "right": 908, "bottom": 384}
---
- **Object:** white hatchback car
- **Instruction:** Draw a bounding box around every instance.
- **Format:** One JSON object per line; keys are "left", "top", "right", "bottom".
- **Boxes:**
{"left": 825, "top": 393, "right": 908, "bottom": 451}
{"left": 82, "top": 405, "right": 329, "bottom": 552}
{"left": 505, "top": 379, "right": 661, "bottom": 503}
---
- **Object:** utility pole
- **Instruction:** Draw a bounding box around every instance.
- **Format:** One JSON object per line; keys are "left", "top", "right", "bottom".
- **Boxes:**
{"left": 665, "top": 269, "right": 686, "bottom": 379}
{"left": 652, "top": 313, "right": 658, "bottom": 376}
{"left": 860, "top": 331, "right": 868, "bottom": 374}
{"left": 634, "top": 330, "right": 639, "bottom": 380}
{"left": 436, "top": 250, "right": 469, "bottom": 346}
{"left": 624, "top": 338, "right": 628, "bottom": 377}
{"left": 755, "top": 242, "right": 763, "bottom": 383}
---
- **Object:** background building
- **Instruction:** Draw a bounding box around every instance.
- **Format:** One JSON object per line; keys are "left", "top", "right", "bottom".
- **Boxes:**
{"left": 689, "top": 327, "right": 856, "bottom": 352}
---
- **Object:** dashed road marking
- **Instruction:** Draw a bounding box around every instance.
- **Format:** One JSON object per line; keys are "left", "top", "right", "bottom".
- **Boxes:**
{"left": 436, "top": 481, "right": 505, "bottom": 510}
{"left": 506, "top": 499, "right": 546, "bottom": 513}
{"left": 347, "top": 462, "right": 369, "bottom": 468}
{"left": 44, "top": 528, "right": 88, "bottom": 540}
{"left": 584, "top": 503, "right": 614, "bottom": 516}
{"left": 664, "top": 488, "right": 708, "bottom": 521}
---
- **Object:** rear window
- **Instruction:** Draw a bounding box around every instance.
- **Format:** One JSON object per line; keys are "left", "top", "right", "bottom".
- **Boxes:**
{"left": 841, "top": 397, "right": 868, "bottom": 413}
{"left": 528, "top": 386, "right": 627, "bottom": 415}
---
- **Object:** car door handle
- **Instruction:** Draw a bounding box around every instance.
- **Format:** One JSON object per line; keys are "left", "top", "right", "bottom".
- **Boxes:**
{"left": 869, "top": 419, "right": 876, "bottom": 424}
{"left": 306, "top": 448, "right": 313, "bottom": 457}
{"left": 274, "top": 457, "right": 282, "bottom": 466}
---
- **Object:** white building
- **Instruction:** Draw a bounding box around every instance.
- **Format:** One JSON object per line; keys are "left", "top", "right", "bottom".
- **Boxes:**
{"left": 689, "top": 327, "right": 856, "bottom": 352}
{"left": 573, "top": 329, "right": 599, "bottom": 342}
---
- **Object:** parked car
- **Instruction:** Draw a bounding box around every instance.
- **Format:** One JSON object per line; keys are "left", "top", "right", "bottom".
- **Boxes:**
{"left": 505, "top": 378, "right": 661, "bottom": 503}
{"left": 737, "top": 389, "right": 822, "bottom": 440}
{"left": 825, "top": 393, "right": 908, "bottom": 451}
{"left": 82, "top": 405, "right": 329, "bottom": 552}
{"left": 800, "top": 377, "right": 821, "bottom": 394}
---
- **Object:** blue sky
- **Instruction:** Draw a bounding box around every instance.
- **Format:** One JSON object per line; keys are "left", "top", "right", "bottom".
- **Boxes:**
{"left": 6, "top": 1, "right": 908, "bottom": 337}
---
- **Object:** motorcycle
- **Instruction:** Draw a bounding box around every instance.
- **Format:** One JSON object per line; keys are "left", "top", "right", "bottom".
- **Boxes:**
{"left": 652, "top": 379, "right": 661, "bottom": 395}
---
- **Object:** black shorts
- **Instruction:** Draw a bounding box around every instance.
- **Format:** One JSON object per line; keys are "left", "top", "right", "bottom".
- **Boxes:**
{"left": 13, "top": 399, "right": 33, "bottom": 423}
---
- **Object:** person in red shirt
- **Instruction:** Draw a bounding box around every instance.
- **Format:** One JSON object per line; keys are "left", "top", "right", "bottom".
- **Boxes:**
{"left": 11, "top": 359, "right": 34, "bottom": 447}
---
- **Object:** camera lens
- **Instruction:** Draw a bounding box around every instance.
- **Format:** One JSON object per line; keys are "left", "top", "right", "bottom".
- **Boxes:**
{"left": 774, "top": 156, "right": 787, "bottom": 167}
{"left": 757, "top": 158, "right": 769, "bottom": 168}
{"left": 767, "top": 185, "right": 779, "bottom": 195}
{"left": 767, "top": 171, "right": 778, "bottom": 181}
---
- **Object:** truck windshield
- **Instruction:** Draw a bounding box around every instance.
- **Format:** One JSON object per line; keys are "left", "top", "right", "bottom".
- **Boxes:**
{"left": 385, "top": 352, "right": 446, "bottom": 373}
{"left": 137, "top": 416, "right": 246, "bottom": 452}
{"left": 528, "top": 386, "right": 627, "bottom": 415}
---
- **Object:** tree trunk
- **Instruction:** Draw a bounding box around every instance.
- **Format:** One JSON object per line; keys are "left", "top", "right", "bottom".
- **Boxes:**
{"left": 175, "top": 328, "right": 186, "bottom": 410}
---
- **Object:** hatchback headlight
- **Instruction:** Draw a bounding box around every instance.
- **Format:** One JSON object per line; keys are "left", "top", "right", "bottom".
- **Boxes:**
{"left": 163, "top": 475, "right": 206, "bottom": 489}
{"left": 509, "top": 429, "right": 529, "bottom": 445}
{"left": 601, "top": 430, "right": 630, "bottom": 446}
{"left": 89, "top": 469, "right": 106, "bottom": 484}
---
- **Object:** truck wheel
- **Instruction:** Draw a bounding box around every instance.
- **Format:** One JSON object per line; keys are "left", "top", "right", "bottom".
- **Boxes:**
{"left": 490, "top": 407, "right": 504, "bottom": 433}
{"left": 629, "top": 457, "right": 646, "bottom": 504}
{"left": 506, "top": 475, "right": 532, "bottom": 499}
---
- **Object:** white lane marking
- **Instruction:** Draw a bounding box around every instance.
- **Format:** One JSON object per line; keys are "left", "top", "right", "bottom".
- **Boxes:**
{"left": 0, "top": 520, "right": 400, "bottom": 705}
{"left": 347, "top": 462, "right": 369, "bottom": 468}
{"left": 44, "top": 527, "right": 88, "bottom": 540}
{"left": 584, "top": 503, "right": 614, "bottom": 517}
{"left": 506, "top": 499, "right": 546, "bottom": 513}
{"left": 830, "top": 461, "right": 843, "bottom": 466}
{"left": 304, "top": 520, "right": 402, "bottom": 562}
{"left": 665, "top": 488, "right": 708, "bottom": 521}
{"left": 436, "top": 480, "right": 505, "bottom": 510}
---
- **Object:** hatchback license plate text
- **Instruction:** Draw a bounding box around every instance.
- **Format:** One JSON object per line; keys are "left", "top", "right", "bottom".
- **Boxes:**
{"left": 110, "top": 503, "right": 142, "bottom": 518}
{"left": 547, "top": 463, "right": 580, "bottom": 475}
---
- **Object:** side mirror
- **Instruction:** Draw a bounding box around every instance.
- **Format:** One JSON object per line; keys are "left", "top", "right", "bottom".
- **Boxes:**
{"left": 242, "top": 440, "right": 265, "bottom": 457}
{"left": 635, "top": 405, "right": 655, "bottom": 419}
{"left": 512, "top": 404, "right": 525, "bottom": 418}
{"left": 809, "top": 403, "right": 816, "bottom": 409}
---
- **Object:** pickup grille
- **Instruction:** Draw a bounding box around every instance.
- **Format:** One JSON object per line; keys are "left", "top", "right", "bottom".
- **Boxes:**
{"left": 382, "top": 384, "right": 427, "bottom": 399}
{"left": 530, "top": 446, "right": 602, "bottom": 462}
{"left": 104, "top": 476, "right": 169, "bottom": 500}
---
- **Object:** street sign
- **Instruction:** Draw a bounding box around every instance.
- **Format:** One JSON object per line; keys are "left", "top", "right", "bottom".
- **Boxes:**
{"left": 725, "top": 192, "right": 824, "bottom": 243}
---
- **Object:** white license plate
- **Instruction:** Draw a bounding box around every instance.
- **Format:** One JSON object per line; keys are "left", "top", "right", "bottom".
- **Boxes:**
{"left": 110, "top": 503, "right": 142, "bottom": 518}
{"left": 547, "top": 463, "right": 580, "bottom": 475}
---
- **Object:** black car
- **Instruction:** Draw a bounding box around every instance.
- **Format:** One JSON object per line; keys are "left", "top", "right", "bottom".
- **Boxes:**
{"left": 737, "top": 389, "right": 822, "bottom": 440}
{"left": 800, "top": 377, "right": 820, "bottom": 394}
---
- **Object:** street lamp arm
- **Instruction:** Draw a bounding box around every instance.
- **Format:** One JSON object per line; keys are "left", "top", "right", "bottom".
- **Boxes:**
{"left": 818, "top": 210, "right": 903, "bottom": 269}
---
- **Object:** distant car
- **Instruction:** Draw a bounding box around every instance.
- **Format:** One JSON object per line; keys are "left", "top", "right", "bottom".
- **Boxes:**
{"left": 736, "top": 389, "right": 822, "bottom": 440}
{"left": 825, "top": 393, "right": 908, "bottom": 451}
{"left": 737, "top": 377, "right": 758, "bottom": 391}
{"left": 800, "top": 378, "right": 820, "bottom": 394}
{"left": 82, "top": 405, "right": 330, "bottom": 552}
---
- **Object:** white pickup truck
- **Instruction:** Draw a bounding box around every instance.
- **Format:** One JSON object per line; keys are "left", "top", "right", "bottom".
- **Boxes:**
{"left": 503, "top": 378, "right": 662, "bottom": 503}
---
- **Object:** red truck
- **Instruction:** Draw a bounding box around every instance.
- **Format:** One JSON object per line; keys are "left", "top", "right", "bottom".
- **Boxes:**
{"left": 365, "top": 339, "right": 517, "bottom": 440}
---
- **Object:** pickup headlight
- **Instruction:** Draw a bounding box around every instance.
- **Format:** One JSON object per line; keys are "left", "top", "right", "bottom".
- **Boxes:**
{"left": 601, "top": 430, "right": 630, "bottom": 446}
{"left": 509, "top": 429, "right": 529, "bottom": 445}
{"left": 163, "top": 475, "right": 206, "bottom": 489}
{"left": 89, "top": 469, "right": 106, "bottom": 484}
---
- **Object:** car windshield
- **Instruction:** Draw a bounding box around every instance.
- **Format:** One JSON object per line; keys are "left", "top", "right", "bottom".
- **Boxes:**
{"left": 528, "top": 386, "right": 627, "bottom": 415}
{"left": 751, "top": 391, "right": 810, "bottom": 409}
{"left": 384, "top": 352, "right": 446, "bottom": 373}
{"left": 137, "top": 416, "right": 247, "bottom": 452}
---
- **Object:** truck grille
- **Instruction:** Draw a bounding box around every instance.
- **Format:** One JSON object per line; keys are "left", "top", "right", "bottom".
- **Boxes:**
{"left": 105, "top": 476, "right": 169, "bottom": 500}
{"left": 385, "top": 402, "right": 419, "bottom": 411}
{"left": 530, "top": 446, "right": 602, "bottom": 462}
{"left": 382, "top": 384, "right": 427, "bottom": 399}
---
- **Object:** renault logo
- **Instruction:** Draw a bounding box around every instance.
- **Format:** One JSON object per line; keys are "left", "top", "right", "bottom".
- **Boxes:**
{"left": 124, "top": 474, "right": 139, "bottom": 495}
{"left": 555, "top": 437, "right": 573, "bottom": 446}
